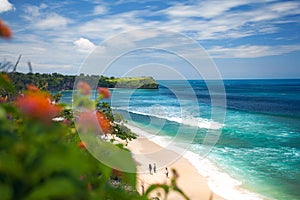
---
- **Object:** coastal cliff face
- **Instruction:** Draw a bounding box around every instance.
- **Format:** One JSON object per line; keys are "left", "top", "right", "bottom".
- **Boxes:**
{"left": 109, "top": 77, "right": 159, "bottom": 89}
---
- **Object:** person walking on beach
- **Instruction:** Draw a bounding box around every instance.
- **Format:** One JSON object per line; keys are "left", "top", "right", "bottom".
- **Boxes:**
{"left": 141, "top": 181, "right": 145, "bottom": 195}
{"left": 153, "top": 163, "right": 156, "bottom": 173}
{"left": 149, "top": 164, "right": 152, "bottom": 174}
{"left": 165, "top": 167, "right": 169, "bottom": 178}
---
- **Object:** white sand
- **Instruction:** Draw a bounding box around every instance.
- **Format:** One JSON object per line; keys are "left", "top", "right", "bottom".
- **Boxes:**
{"left": 126, "top": 123, "right": 224, "bottom": 200}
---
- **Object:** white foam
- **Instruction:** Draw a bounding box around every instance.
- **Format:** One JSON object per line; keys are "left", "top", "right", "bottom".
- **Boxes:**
{"left": 183, "top": 151, "right": 265, "bottom": 200}
{"left": 116, "top": 108, "right": 224, "bottom": 130}
{"left": 125, "top": 122, "right": 265, "bottom": 200}
{"left": 125, "top": 122, "right": 173, "bottom": 147}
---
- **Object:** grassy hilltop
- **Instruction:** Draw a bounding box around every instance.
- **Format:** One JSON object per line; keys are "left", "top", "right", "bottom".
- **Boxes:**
{"left": 109, "top": 77, "right": 159, "bottom": 89}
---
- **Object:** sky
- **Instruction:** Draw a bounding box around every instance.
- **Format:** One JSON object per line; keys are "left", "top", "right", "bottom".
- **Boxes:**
{"left": 0, "top": 0, "right": 299, "bottom": 79}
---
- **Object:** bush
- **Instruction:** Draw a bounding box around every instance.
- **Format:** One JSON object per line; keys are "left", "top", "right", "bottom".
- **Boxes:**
{"left": 0, "top": 75, "right": 143, "bottom": 199}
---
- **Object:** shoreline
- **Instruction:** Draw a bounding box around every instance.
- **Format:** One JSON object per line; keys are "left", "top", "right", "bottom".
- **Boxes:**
{"left": 125, "top": 122, "right": 224, "bottom": 200}
{"left": 125, "top": 122, "right": 267, "bottom": 200}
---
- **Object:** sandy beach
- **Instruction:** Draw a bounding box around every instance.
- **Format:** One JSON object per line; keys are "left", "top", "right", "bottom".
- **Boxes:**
{"left": 126, "top": 123, "right": 224, "bottom": 200}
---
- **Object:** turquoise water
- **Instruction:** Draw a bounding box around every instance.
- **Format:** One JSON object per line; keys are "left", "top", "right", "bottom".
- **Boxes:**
{"left": 61, "top": 79, "right": 300, "bottom": 200}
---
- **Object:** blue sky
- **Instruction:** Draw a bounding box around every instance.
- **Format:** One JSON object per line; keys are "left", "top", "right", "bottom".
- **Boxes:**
{"left": 0, "top": 0, "right": 299, "bottom": 79}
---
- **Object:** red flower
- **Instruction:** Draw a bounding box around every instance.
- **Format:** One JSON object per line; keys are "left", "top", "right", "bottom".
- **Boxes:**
{"left": 77, "top": 111, "right": 111, "bottom": 134}
{"left": 98, "top": 87, "right": 110, "bottom": 99}
{"left": 0, "top": 20, "right": 12, "bottom": 39}
{"left": 16, "top": 91, "right": 61, "bottom": 124}
{"left": 77, "top": 81, "right": 91, "bottom": 95}
{"left": 77, "top": 141, "right": 87, "bottom": 149}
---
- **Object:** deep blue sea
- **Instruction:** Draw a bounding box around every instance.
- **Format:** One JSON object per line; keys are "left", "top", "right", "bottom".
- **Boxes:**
{"left": 61, "top": 79, "right": 300, "bottom": 200}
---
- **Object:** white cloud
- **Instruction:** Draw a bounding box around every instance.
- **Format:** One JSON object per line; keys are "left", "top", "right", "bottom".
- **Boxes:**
{"left": 73, "top": 0, "right": 300, "bottom": 43}
{"left": 0, "top": 38, "right": 83, "bottom": 74}
{"left": 93, "top": 5, "right": 108, "bottom": 15}
{"left": 159, "top": 0, "right": 300, "bottom": 40}
{"left": 208, "top": 44, "right": 300, "bottom": 58}
{"left": 270, "top": 1, "right": 300, "bottom": 13}
{"left": 164, "top": 1, "right": 240, "bottom": 18}
{"left": 23, "top": 4, "right": 44, "bottom": 20}
{"left": 23, "top": 4, "right": 71, "bottom": 30}
{"left": 77, "top": 11, "right": 145, "bottom": 39}
{"left": 34, "top": 13, "right": 70, "bottom": 30}
{"left": 164, "top": 0, "right": 277, "bottom": 19}
{"left": 74, "top": 38, "right": 96, "bottom": 53}
{"left": 0, "top": 0, "right": 14, "bottom": 13}
{"left": 244, "top": 1, "right": 300, "bottom": 22}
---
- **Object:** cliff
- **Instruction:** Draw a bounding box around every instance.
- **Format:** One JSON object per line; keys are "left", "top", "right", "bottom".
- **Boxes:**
{"left": 109, "top": 77, "right": 159, "bottom": 89}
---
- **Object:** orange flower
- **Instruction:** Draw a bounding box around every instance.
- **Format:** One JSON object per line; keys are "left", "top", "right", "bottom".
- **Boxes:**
{"left": 16, "top": 91, "right": 61, "bottom": 124}
{"left": 27, "top": 84, "right": 39, "bottom": 92}
{"left": 1, "top": 73, "right": 10, "bottom": 83}
{"left": 98, "top": 87, "right": 110, "bottom": 99}
{"left": 77, "top": 111, "right": 111, "bottom": 134}
{"left": 96, "top": 111, "right": 111, "bottom": 134}
{"left": 77, "top": 141, "right": 87, "bottom": 149}
{"left": 77, "top": 81, "right": 91, "bottom": 95}
{"left": 0, "top": 20, "right": 12, "bottom": 39}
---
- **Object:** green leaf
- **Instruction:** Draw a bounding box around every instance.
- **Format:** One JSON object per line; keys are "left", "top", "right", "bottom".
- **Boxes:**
{"left": 0, "top": 184, "right": 12, "bottom": 200}
{"left": 39, "top": 144, "right": 92, "bottom": 178}
{"left": 145, "top": 183, "right": 169, "bottom": 197}
{"left": 25, "top": 177, "right": 77, "bottom": 200}
{"left": 0, "top": 153, "right": 24, "bottom": 179}
{"left": 81, "top": 135, "right": 137, "bottom": 186}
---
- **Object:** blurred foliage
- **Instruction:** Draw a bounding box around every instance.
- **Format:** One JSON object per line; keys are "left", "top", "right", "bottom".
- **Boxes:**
{"left": 0, "top": 73, "right": 144, "bottom": 199}
{"left": 0, "top": 19, "right": 186, "bottom": 198}
{"left": 145, "top": 169, "right": 190, "bottom": 200}
{"left": 0, "top": 74, "right": 189, "bottom": 199}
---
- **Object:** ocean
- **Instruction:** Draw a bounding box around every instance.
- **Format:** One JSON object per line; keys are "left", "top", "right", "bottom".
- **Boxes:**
{"left": 61, "top": 79, "right": 300, "bottom": 200}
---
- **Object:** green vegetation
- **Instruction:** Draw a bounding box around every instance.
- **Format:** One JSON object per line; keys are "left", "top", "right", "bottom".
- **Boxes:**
{"left": 0, "top": 20, "right": 188, "bottom": 200}
{"left": 0, "top": 77, "right": 141, "bottom": 199}
{"left": 0, "top": 73, "right": 187, "bottom": 200}
{"left": 109, "top": 77, "right": 159, "bottom": 89}
{"left": 4, "top": 72, "right": 158, "bottom": 92}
